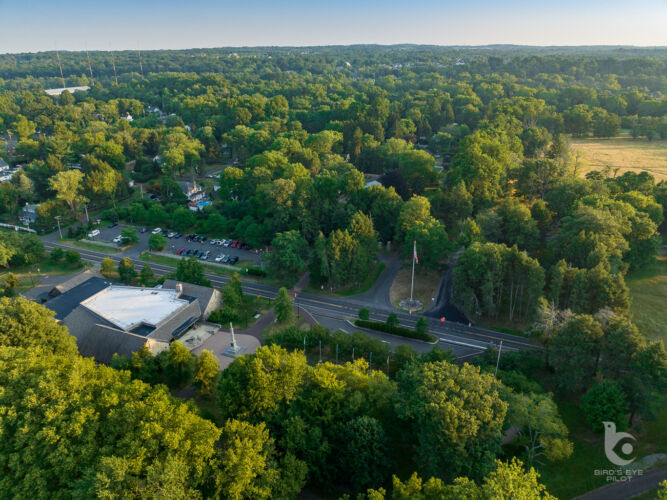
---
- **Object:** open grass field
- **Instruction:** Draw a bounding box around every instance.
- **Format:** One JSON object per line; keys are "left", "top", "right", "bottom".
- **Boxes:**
{"left": 389, "top": 266, "right": 441, "bottom": 311}
{"left": 627, "top": 247, "right": 667, "bottom": 346}
{"left": 569, "top": 136, "right": 667, "bottom": 181}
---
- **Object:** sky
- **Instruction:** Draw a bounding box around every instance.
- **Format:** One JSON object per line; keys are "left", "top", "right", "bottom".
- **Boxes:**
{"left": 1, "top": 0, "right": 666, "bottom": 54}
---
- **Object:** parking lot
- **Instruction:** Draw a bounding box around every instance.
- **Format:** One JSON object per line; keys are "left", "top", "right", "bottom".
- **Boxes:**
{"left": 85, "top": 223, "right": 262, "bottom": 264}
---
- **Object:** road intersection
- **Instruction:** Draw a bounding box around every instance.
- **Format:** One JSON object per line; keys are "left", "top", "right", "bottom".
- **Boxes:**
{"left": 43, "top": 239, "right": 539, "bottom": 359}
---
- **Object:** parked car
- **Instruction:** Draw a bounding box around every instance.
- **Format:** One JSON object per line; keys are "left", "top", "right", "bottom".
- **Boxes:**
{"left": 174, "top": 233, "right": 182, "bottom": 238}
{"left": 87, "top": 229, "right": 100, "bottom": 238}
{"left": 161, "top": 230, "right": 169, "bottom": 237}
{"left": 108, "top": 221, "right": 118, "bottom": 228}
{"left": 139, "top": 227, "right": 147, "bottom": 233}
{"left": 168, "top": 232, "right": 176, "bottom": 238}
{"left": 215, "top": 254, "right": 224, "bottom": 262}
{"left": 152, "top": 227, "right": 162, "bottom": 234}
{"left": 201, "top": 250, "right": 210, "bottom": 260}
{"left": 222, "top": 255, "right": 230, "bottom": 263}
{"left": 113, "top": 235, "right": 122, "bottom": 243}
{"left": 201, "top": 236, "right": 207, "bottom": 242}
{"left": 176, "top": 247, "right": 185, "bottom": 255}
{"left": 229, "top": 256, "right": 239, "bottom": 265}
{"left": 185, "top": 249, "right": 192, "bottom": 256}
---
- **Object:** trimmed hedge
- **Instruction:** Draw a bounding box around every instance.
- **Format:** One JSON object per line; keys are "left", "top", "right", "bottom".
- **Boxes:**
{"left": 354, "top": 319, "right": 437, "bottom": 343}
{"left": 245, "top": 267, "right": 268, "bottom": 277}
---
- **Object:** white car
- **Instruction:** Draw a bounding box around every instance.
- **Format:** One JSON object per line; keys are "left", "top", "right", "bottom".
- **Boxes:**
{"left": 113, "top": 235, "right": 122, "bottom": 243}
{"left": 151, "top": 227, "right": 161, "bottom": 234}
{"left": 210, "top": 239, "right": 219, "bottom": 245}
{"left": 223, "top": 239, "right": 231, "bottom": 247}
{"left": 168, "top": 232, "right": 176, "bottom": 238}
{"left": 215, "top": 254, "right": 225, "bottom": 262}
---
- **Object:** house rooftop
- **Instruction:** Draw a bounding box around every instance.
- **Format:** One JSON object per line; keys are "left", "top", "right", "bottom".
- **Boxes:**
{"left": 81, "top": 286, "right": 189, "bottom": 331}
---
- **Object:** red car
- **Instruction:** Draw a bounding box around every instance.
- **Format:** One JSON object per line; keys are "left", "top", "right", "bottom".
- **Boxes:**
{"left": 176, "top": 247, "right": 186, "bottom": 255}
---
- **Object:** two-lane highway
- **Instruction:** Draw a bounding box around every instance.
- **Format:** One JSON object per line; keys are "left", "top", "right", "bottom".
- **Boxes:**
{"left": 43, "top": 240, "right": 538, "bottom": 356}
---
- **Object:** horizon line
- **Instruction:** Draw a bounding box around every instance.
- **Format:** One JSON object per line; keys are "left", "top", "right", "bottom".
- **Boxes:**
{"left": 3, "top": 43, "right": 667, "bottom": 56}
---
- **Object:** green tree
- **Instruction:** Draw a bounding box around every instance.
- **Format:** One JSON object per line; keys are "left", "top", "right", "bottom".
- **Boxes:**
{"left": 139, "top": 264, "right": 155, "bottom": 286}
{"left": 49, "top": 169, "right": 88, "bottom": 216}
{"left": 359, "top": 307, "right": 370, "bottom": 320}
{"left": 222, "top": 272, "right": 244, "bottom": 312}
{"left": 386, "top": 313, "right": 399, "bottom": 328}
{"left": 65, "top": 249, "right": 82, "bottom": 267}
{"left": 166, "top": 340, "right": 196, "bottom": 388}
{"left": 268, "top": 230, "right": 309, "bottom": 279}
{"left": 415, "top": 317, "right": 428, "bottom": 336}
{"left": 395, "top": 360, "right": 508, "bottom": 481}
{"left": 194, "top": 349, "right": 220, "bottom": 397}
{"left": 148, "top": 232, "right": 167, "bottom": 251}
{"left": 101, "top": 257, "right": 116, "bottom": 276}
{"left": 0, "top": 297, "right": 77, "bottom": 356}
{"left": 176, "top": 256, "right": 210, "bottom": 286}
{"left": 550, "top": 315, "right": 604, "bottom": 392}
{"left": 504, "top": 391, "right": 573, "bottom": 464}
{"left": 117, "top": 257, "right": 136, "bottom": 283}
{"left": 120, "top": 227, "right": 138, "bottom": 245}
{"left": 217, "top": 345, "right": 308, "bottom": 422}
{"left": 0, "top": 346, "right": 220, "bottom": 499}
{"left": 582, "top": 380, "right": 629, "bottom": 433}
{"left": 50, "top": 247, "right": 64, "bottom": 263}
{"left": 274, "top": 287, "right": 293, "bottom": 323}
{"left": 215, "top": 419, "right": 307, "bottom": 500}
{"left": 338, "top": 416, "right": 391, "bottom": 491}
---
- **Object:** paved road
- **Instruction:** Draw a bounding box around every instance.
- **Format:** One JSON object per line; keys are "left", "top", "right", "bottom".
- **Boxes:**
{"left": 574, "top": 467, "right": 667, "bottom": 500}
{"left": 351, "top": 253, "right": 400, "bottom": 311}
{"left": 43, "top": 240, "right": 538, "bottom": 357}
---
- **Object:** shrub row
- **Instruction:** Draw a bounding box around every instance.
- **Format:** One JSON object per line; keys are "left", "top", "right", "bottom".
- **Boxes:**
{"left": 245, "top": 267, "right": 268, "bottom": 277}
{"left": 354, "top": 319, "right": 437, "bottom": 343}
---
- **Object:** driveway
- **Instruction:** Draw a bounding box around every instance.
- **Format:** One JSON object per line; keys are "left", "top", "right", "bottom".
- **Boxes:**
{"left": 349, "top": 253, "right": 400, "bottom": 311}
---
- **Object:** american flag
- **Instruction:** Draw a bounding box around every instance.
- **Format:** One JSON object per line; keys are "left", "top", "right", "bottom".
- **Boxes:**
{"left": 413, "top": 241, "right": 418, "bottom": 264}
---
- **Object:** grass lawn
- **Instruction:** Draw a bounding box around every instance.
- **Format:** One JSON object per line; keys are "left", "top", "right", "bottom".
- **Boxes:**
{"left": 303, "top": 262, "right": 386, "bottom": 297}
{"left": 140, "top": 252, "right": 263, "bottom": 282}
{"left": 0, "top": 259, "right": 90, "bottom": 294}
{"left": 569, "top": 136, "right": 667, "bottom": 181}
{"left": 390, "top": 266, "right": 441, "bottom": 311}
{"left": 61, "top": 238, "right": 123, "bottom": 254}
{"left": 627, "top": 248, "right": 667, "bottom": 346}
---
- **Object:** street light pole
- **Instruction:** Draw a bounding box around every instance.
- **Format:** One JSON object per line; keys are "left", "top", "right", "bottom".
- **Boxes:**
{"left": 55, "top": 216, "right": 63, "bottom": 240}
{"left": 494, "top": 340, "right": 504, "bottom": 379}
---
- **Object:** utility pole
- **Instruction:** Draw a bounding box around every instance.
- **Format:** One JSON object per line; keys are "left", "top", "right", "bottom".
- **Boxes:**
{"left": 55, "top": 216, "right": 63, "bottom": 240}
{"left": 84, "top": 204, "right": 89, "bottom": 223}
{"left": 369, "top": 351, "right": 373, "bottom": 372}
{"left": 318, "top": 340, "right": 322, "bottom": 364}
{"left": 494, "top": 340, "right": 504, "bottom": 379}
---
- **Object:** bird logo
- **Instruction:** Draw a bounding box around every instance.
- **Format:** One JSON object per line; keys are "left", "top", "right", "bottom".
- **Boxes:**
{"left": 603, "top": 421, "right": 636, "bottom": 466}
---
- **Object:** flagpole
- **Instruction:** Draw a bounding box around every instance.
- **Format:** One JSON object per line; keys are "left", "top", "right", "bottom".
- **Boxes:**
{"left": 409, "top": 240, "right": 416, "bottom": 311}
